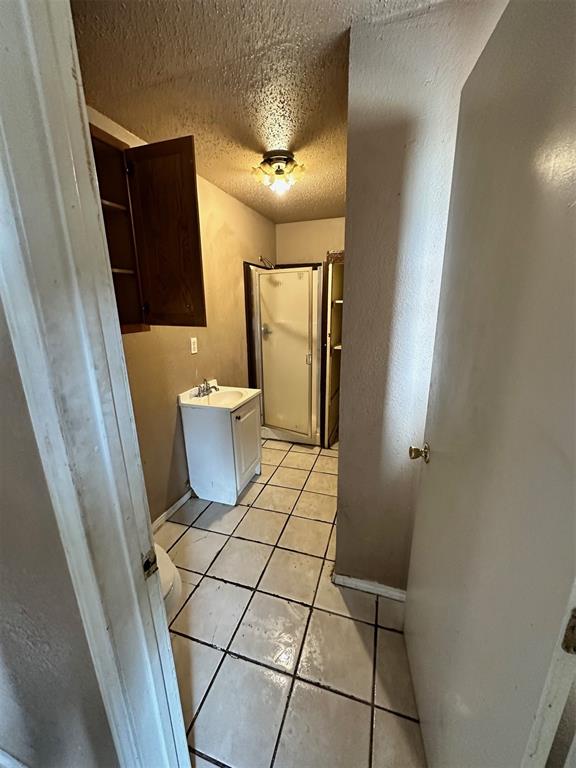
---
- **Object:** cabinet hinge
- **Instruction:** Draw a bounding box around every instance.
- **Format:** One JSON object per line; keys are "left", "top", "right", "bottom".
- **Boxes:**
{"left": 125, "top": 159, "right": 134, "bottom": 176}
{"left": 142, "top": 546, "right": 158, "bottom": 580}
{"left": 562, "top": 608, "right": 576, "bottom": 654}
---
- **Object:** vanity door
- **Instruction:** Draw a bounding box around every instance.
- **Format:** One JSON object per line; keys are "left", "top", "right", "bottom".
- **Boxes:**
{"left": 231, "top": 397, "right": 262, "bottom": 491}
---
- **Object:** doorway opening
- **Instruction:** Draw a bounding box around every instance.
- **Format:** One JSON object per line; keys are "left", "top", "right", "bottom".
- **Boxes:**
{"left": 245, "top": 255, "right": 344, "bottom": 449}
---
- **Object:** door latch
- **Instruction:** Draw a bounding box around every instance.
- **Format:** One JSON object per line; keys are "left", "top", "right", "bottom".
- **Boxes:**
{"left": 562, "top": 608, "right": 576, "bottom": 654}
{"left": 142, "top": 546, "right": 158, "bottom": 579}
{"left": 305, "top": 352, "right": 312, "bottom": 365}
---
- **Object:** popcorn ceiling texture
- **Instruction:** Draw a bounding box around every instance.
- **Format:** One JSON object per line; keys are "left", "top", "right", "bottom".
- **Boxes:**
{"left": 71, "top": 0, "right": 434, "bottom": 223}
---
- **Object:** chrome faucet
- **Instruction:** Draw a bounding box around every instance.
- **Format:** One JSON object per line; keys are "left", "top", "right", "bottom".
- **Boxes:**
{"left": 196, "top": 378, "right": 220, "bottom": 397}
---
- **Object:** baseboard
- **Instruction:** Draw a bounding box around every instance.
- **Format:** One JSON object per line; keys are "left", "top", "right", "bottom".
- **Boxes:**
{"left": 151, "top": 489, "right": 192, "bottom": 532}
{"left": 262, "top": 425, "right": 319, "bottom": 446}
{"left": 333, "top": 573, "right": 406, "bottom": 602}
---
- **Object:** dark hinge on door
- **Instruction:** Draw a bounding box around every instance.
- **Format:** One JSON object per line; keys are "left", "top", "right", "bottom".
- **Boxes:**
{"left": 142, "top": 546, "right": 158, "bottom": 579}
{"left": 562, "top": 608, "right": 576, "bottom": 654}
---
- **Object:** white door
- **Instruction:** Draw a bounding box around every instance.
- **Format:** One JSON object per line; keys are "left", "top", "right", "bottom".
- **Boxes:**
{"left": 405, "top": 2, "right": 576, "bottom": 767}
{"left": 0, "top": 2, "right": 189, "bottom": 765}
{"left": 259, "top": 268, "right": 313, "bottom": 436}
{"left": 232, "top": 398, "right": 262, "bottom": 490}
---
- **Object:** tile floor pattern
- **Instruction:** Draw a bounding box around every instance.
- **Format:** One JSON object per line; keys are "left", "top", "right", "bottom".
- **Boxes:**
{"left": 156, "top": 438, "right": 426, "bottom": 768}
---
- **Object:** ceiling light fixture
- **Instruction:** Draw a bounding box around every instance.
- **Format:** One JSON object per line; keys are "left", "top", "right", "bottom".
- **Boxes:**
{"left": 252, "top": 150, "right": 304, "bottom": 196}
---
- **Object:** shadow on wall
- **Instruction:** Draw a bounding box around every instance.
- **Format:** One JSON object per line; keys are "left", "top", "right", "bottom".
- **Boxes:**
{"left": 337, "top": 116, "right": 419, "bottom": 585}
{"left": 167, "top": 414, "right": 189, "bottom": 508}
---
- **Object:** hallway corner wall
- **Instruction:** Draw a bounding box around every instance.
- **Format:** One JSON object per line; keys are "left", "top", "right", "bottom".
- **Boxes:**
{"left": 337, "top": 1, "right": 507, "bottom": 589}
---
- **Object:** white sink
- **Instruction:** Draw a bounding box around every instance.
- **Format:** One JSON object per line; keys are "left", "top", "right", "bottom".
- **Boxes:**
{"left": 206, "top": 389, "right": 244, "bottom": 407}
{"left": 178, "top": 382, "right": 261, "bottom": 411}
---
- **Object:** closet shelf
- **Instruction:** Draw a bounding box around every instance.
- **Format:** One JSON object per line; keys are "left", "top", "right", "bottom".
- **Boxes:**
{"left": 101, "top": 198, "right": 129, "bottom": 212}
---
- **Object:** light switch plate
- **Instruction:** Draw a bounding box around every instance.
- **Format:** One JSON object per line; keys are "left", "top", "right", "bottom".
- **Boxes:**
{"left": 190, "top": 337, "right": 198, "bottom": 354}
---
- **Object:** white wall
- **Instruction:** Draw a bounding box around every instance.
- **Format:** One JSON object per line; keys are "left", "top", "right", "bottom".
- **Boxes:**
{"left": 276, "top": 217, "right": 345, "bottom": 264}
{"left": 337, "top": 1, "right": 506, "bottom": 589}
{"left": 0, "top": 304, "right": 118, "bottom": 767}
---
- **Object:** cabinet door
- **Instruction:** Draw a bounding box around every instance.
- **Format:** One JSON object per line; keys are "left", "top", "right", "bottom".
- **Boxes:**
{"left": 126, "top": 136, "right": 206, "bottom": 327}
{"left": 231, "top": 398, "right": 261, "bottom": 491}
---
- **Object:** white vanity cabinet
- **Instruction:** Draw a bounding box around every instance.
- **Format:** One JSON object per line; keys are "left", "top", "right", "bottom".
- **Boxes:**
{"left": 178, "top": 383, "right": 262, "bottom": 505}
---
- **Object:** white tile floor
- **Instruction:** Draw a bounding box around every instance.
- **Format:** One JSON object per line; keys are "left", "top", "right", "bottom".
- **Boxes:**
{"left": 155, "top": 438, "right": 426, "bottom": 768}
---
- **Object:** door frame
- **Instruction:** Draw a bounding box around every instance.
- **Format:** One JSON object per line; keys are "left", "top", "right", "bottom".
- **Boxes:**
{"left": 244, "top": 262, "right": 326, "bottom": 445}
{"left": 0, "top": 2, "right": 189, "bottom": 765}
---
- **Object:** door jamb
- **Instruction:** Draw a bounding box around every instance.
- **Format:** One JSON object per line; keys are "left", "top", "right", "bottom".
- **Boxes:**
{"left": 522, "top": 583, "right": 576, "bottom": 766}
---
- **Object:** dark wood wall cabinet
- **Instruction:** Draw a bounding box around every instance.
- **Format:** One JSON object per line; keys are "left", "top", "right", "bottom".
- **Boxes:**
{"left": 90, "top": 129, "right": 206, "bottom": 332}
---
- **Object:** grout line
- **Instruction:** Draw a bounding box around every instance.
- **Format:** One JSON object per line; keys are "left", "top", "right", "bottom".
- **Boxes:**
{"left": 283, "top": 510, "right": 337, "bottom": 525}
{"left": 373, "top": 704, "right": 420, "bottom": 724}
{"left": 186, "top": 467, "right": 307, "bottom": 716}
{"left": 163, "top": 523, "right": 191, "bottom": 554}
{"left": 171, "top": 625, "right": 417, "bottom": 723}
{"left": 166, "top": 519, "right": 189, "bottom": 529}
{"left": 173, "top": 583, "right": 377, "bottom": 624}
{"left": 166, "top": 495, "right": 340, "bottom": 624}
{"left": 293, "top": 674, "right": 372, "bottom": 708}
{"left": 188, "top": 448, "right": 319, "bottom": 765}
{"left": 165, "top": 438, "right": 407, "bottom": 768}
{"left": 186, "top": 515, "right": 293, "bottom": 739}
{"left": 374, "top": 624, "right": 403, "bottom": 635}
{"left": 268, "top": 599, "right": 324, "bottom": 763}
{"left": 268, "top": 459, "right": 335, "bottom": 767}
{"left": 168, "top": 500, "right": 256, "bottom": 629}
{"left": 190, "top": 747, "right": 232, "bottom": 768}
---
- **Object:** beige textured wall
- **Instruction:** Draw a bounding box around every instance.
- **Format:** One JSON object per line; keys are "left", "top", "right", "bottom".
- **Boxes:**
{"left": 87, "top": 110, "right": 276, "bottom": 521}
{"left": 276, "top": 217, "right": 345, "bottom": 263}
{"left": 123, "top": 176, "right": 276, "bottom": 520}
{"left": 338, "top": 2, "right": 506, "bottom": 589}
{"left": 0, "top": 304, "right": 118, "bottom": 767}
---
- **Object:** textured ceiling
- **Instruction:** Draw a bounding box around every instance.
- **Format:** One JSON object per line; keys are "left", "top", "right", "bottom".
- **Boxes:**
{"left": 72, "top": 0, "right": 432, "bottom": 223}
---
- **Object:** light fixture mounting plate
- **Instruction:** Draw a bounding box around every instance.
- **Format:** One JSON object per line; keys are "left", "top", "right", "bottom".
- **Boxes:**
{"left": 262, "top": 149, "right": 294, "bottom": 165}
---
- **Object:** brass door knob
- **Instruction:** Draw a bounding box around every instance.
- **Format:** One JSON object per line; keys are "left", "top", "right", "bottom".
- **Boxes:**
{"left": 409, "top": 442, "right": 430, "bottom": 463}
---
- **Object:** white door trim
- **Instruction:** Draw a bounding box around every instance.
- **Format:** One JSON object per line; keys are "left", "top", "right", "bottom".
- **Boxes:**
{"left": 333, "top": 573, "right": 407, "bottom": 602}
{"left": 0, "top": 2, "right": 188, "bottom": 765}
{"left": 522, "top": 584, "right": 576, "bottom": 767}
{"left": 152, "top": 490, "right": 193, "bottom": 532}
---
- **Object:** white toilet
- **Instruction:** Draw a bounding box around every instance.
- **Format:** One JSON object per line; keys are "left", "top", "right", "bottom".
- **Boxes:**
{"left": 154, "top": 544, "right": 183, "bottom": 621}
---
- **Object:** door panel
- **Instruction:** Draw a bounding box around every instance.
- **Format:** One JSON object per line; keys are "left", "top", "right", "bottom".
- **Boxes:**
{"left": 259, "top": 268, "right": 312, "bottom": 435}
{"left": 126, "top": 136, "right": 206, "bottom": 326}
{"left": 405, "top": 3, "right": 575, "bottom": 766}
{"left": 232, "top": 398, "right": 261, "bottom": 490}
